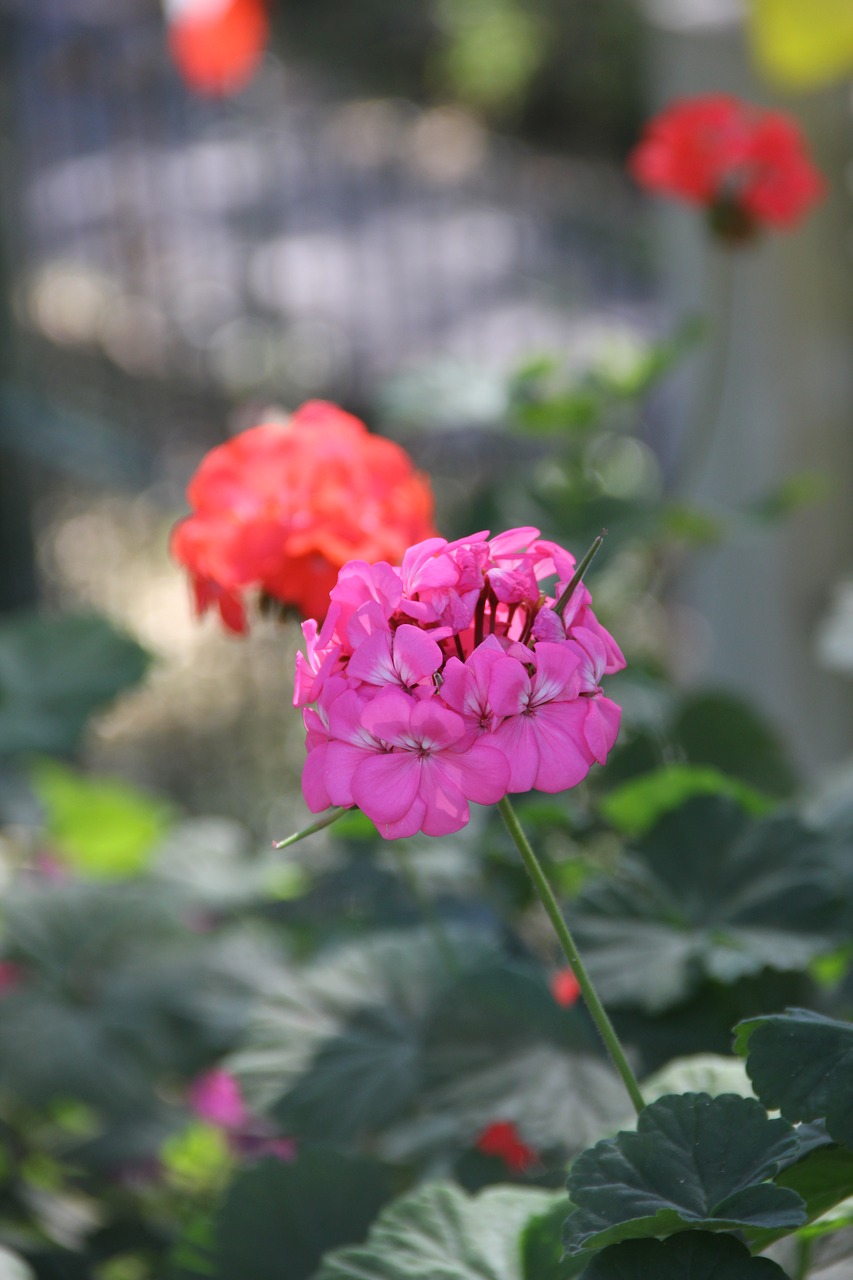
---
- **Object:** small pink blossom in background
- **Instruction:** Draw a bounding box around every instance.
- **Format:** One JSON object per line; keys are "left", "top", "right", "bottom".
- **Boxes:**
{"left": 188, "top": 1069, "right": 248, "bottom": 1131}
{"left": 475, "top": 1121, "right": 539, "bottom": 1173}
{"left": 551, "top": 968, "right": 581, "bottom": 1008}
{"left": 295, "top": 528, "right": 624, "bottom": 839}
{"left": 187, "top": 1070, "right": 297, "bottom": 1163}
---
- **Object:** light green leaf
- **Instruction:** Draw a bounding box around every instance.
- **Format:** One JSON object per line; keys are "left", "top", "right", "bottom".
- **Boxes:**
{"left": 32, "top": 760, "right": 174, "bottom": 877}
{"left": 315, "top": 1181, "right": 559, "bottom": 1280}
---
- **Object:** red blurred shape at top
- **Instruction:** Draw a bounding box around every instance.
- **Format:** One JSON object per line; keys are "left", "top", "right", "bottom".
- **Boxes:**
{"left": 475, "top": 1121, "right": 539, "bottom": 1173}
{"left": 629, "top": 94, "right": 825, "bottom": 241}
{"left": 166, "top": 0, "right": 270, "bottom": 97}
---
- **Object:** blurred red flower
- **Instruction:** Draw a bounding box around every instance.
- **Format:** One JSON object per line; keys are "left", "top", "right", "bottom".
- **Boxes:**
{"left": 629, "top": 95, "right": 825, "bottom": 241}
{"left": 551, "top": 967, "right": 581, "bottom": 1008}
{"left": 172, "top": 401, "right": 436, "bottom": 633}
{"left": 475, "top": 1121, "right": 539, "bottom": 1173}
{"left": 165, "top": 0, "right": 269, "bottom": 97}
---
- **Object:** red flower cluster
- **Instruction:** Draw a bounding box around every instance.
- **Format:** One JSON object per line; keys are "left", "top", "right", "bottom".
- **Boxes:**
{"left": 172, "top": 401, "right": 436, "bottom": 633}
{"left": 629, "top": 95, "right": 825, "bottom": 241}
{"left": 475, "top": 1121, "right": 539, "bottom": 1173}
{"left": 165, "top": 0, "right": 269, "bottom": 97}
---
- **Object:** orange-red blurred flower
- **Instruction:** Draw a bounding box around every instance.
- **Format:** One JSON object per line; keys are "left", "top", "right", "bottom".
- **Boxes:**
{"left": 165, "top": 0, "right": 269, "bottom": 97}
{"left": 172, "top": 401, "right": 437, "bottom": 633}
{"left": 629, "top": 95, "right": 825, "bottom": 242}
{"left": 475, "top": 1121, "right": 539, "bottom": 1173}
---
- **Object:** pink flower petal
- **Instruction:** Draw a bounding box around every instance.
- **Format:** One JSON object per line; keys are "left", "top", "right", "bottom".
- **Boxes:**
{"left": 352, "top": 751, "right": 422, "bottom": 824}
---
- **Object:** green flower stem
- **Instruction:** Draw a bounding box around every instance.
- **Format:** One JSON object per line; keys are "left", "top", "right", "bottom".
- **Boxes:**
{"left": 393, "top": 844, "right": 461, "bottom": 978}
{"left": 272, "top": 806, "right": 351, "bottom": 849}
{"left": 497, "top": 796, "right": 645, "bottom": 1115}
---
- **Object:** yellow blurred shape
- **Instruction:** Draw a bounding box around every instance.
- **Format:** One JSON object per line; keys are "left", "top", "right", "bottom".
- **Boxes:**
{"left": 748, "top": 0, "right": 853, "bottom": 88}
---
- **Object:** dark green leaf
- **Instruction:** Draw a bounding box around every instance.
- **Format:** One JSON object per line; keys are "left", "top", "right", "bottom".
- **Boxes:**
{"left": 215, "top": 1150, "right": 391, "bottom": 1280}
{"left": 672, "top": 692, "right": 797, "bottom": 798}
{"left": 522, "top": 1200, "right": 587, "bottom": 1279}
{"left": 231, "top": 928, "right": 500, "bottom": 1143}
{"left": 314, "top": 1181, "right": 560, "bottom": 1280}
{"left": 405, "top": 964, "right": 627, "bottom": 1160}
{"left": 563, "top": 1093, "right": 806, "bottom": 1255}
{"left": 0, "top": 612, "right": 149, "bottom": 758}
{"left": 746, "top": 1144, "right": 853, "bottom": 1252}
{"left": 569, "top": 798, "right": 845, "bottom": 1013}
{"left": 579, "top": 1231, "right": 787, "bottom": 1279}
{"left": 735, "top": 1009, "right": 853, "bottom": 1148}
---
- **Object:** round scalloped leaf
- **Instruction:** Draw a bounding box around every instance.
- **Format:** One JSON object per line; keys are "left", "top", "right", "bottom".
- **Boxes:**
{"left": 563, "top": 1092, "right": 806, "bottom": 1255}
{"left": 580, "top": 1231, "right": 788, "bottom": 1279}
{"left": 569, "top": 797, "right": 845, "bottom": 1013}
{"left": 315, "top": 1181, "right": 561, "bottom": 1280}
{"left": 735, "top": 1009, "right": 853, "bottom": 1148}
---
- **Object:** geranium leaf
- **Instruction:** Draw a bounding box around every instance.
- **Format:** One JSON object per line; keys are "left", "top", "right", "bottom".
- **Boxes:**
{"left": 579, "top": 1231, "right": 788, "bottom": 1279}
{"left": 406, "top": 964, "right": 627, "bottom": 1160}
{"left": 214, "top": 1149, "right": 392, "bottom": 1280}
{"left": 569, "top": 797, "right": 846, "bottom": 1013}
{"left": 314, "top": 1181, "right": 560, "bottom": 1280}
{"left": 746, "top": 1144, "right": 853, "bottom": 1252}
{"left": 735, "top": 1009, "right": 853, "bottom": 1148}
{"left": 0, "top": 612, "right": 149, "bottom": 758}
{"left": 521, "top": 1200, "right": 587, "bottom": 1279}
{"left": 230, "top": 927, "right": 501, "bottom": 1142}
{"left": 563, "top": 1093, "right": 806, "bottom": 1255}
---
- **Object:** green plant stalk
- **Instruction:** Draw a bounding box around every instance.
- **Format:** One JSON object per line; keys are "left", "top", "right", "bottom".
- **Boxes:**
{"left": 497, "top": 795, "right": 645, "bottom": 1115}
{"left": 273, "top": 806, "right": 350, "bottom": 849}
{"left": 553, "top": 532, "right": 605, "bottom": 619}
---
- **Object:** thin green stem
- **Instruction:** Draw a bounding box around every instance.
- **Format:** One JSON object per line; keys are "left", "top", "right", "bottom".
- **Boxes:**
{"left": 393, "top": 844, "right": 461, "bottom": 977}
{"left": 272, "top": 806, "right": 351, "bottom": 849}
{"left": 670, "top": 245, "right": 736, "bottom": 495}
{"left": 497, "top": 796, "right": 645, "bottom": 1115}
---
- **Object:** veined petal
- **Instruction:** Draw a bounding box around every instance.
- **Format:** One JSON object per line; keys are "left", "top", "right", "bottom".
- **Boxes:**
{"left": 392, "top": 625, "right": 444, "bottom": 686}
{"left": 302, "top": 745, "right": 332, "bottom": 812}
{"left": 352, "top": 751, "right": 421, "bottom": 823}
{"left": 583, "top": 695, "right": 621, "bottom": 764}
{"left": 531, "top": 642, "right": 581, "bottom": 704}
{"left": 492, "top": 713, "right": 540, "bottom": 793}
{"left": 361, "top": 688, "right": 420, "bottom": 747}
{"left": 528, "top": 701, "right": 591, "bottom": 792}
{"left": 488, "top": 657, "right": 530, "bottom": 717}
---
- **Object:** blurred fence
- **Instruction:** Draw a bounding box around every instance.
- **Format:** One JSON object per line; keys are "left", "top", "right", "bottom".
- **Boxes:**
{"left": 0, "top": 0, "right": 653, "bottom": 493}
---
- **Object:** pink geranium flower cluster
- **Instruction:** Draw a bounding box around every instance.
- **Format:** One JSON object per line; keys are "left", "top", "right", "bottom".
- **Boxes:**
{"left": 294, "top": 528, "right": 623, "bottom": 840}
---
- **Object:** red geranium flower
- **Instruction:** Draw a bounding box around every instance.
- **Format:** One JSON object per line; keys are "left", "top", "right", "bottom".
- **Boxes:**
{"left": 475, "top": 1121, "right": 539, "bottom": 1174}
{"left": 629, "top": 95, "right": 825, "bottom": 241}
{"left": 172, "top": 401, "right": 436, "bottom": 633}
{"left": 165, "top": 0, "right": 269, "bottom": 97}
